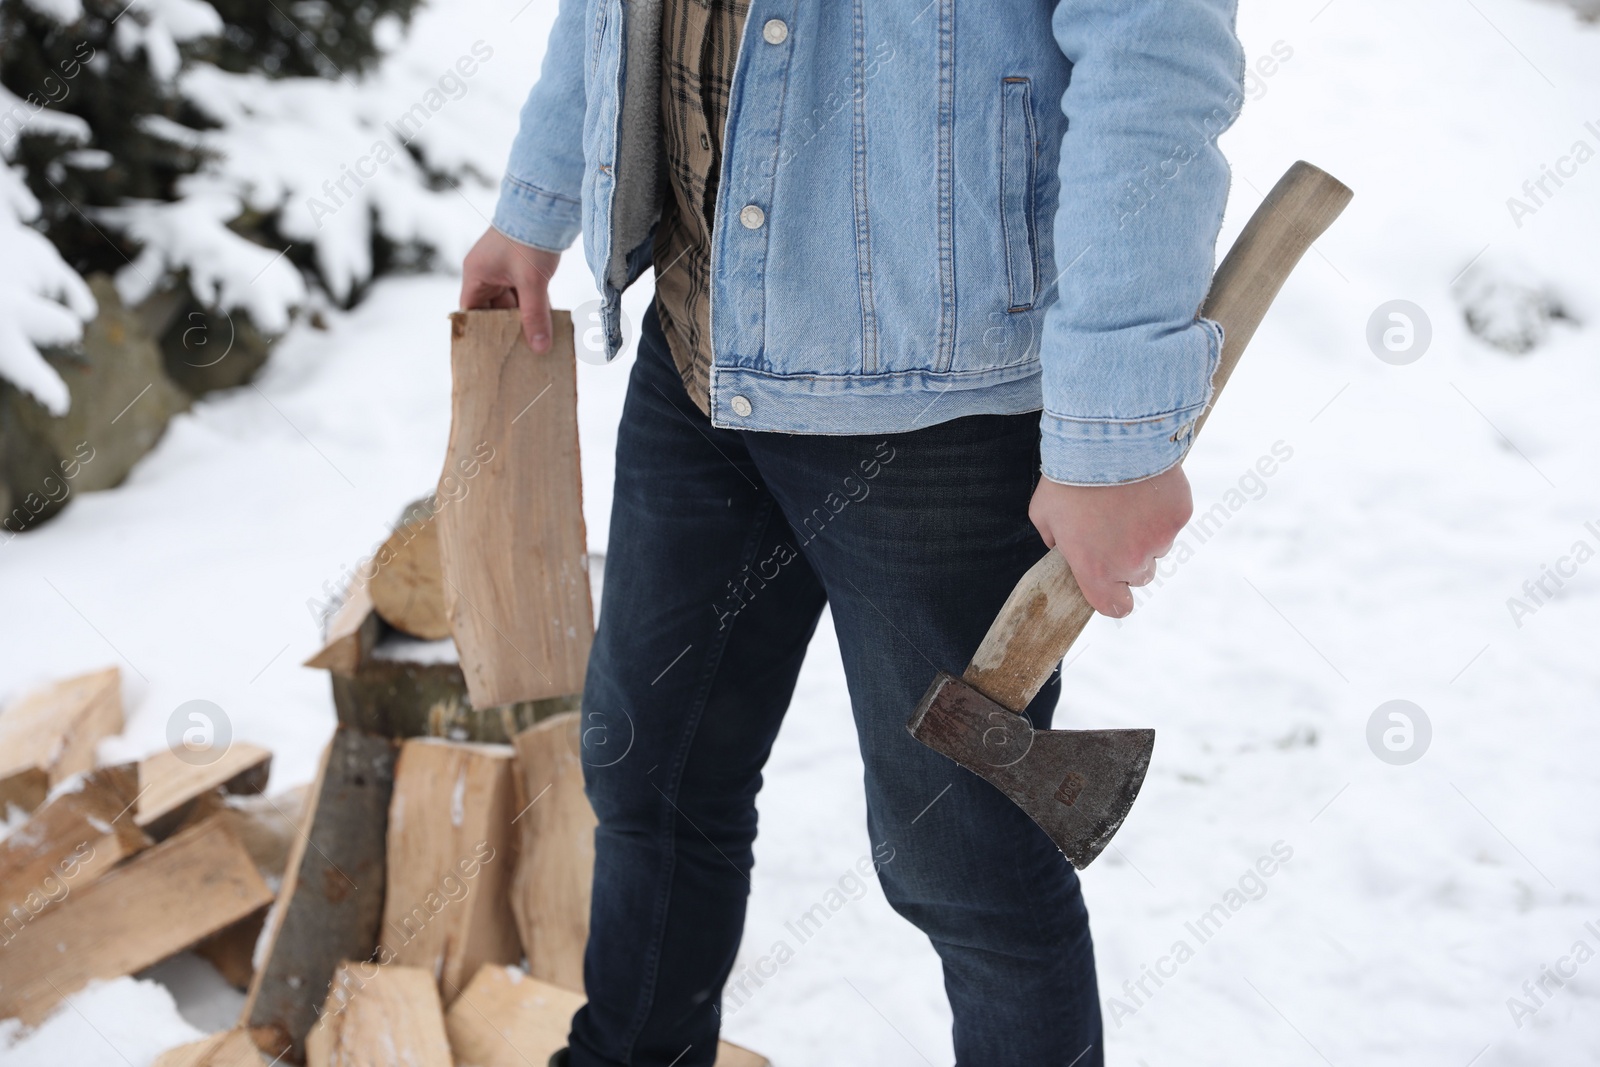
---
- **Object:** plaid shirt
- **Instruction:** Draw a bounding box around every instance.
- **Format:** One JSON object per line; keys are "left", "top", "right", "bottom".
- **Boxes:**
{"left": 654, "top": 0, "right": 749, "bottom": 414}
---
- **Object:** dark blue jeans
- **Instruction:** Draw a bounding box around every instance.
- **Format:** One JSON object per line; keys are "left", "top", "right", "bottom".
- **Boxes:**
{"left": 569, "top": 301, "right": 1101, "bottom": 1066}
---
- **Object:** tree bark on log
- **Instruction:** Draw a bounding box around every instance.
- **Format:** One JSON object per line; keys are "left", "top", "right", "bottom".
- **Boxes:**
{"left": 242, "top": 728, "right": 396, "bottom": 1064}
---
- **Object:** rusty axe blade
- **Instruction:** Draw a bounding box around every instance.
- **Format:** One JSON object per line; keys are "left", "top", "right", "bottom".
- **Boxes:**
{"left": 909, "top": 672, "right": 1154, "bottom": 868}
{"left": 906, "top": 162, "right": 1354, "bottom": 868}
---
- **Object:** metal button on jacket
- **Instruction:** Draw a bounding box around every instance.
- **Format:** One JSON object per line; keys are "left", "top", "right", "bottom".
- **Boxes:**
{"left": 730, "top": 395, "right": 753, "bottom": 417}
{"left": 762, "top": 18, "right": 788, "bottom": 44}
{"left": 739, "top": 204, "right": 765, "bottom": 229}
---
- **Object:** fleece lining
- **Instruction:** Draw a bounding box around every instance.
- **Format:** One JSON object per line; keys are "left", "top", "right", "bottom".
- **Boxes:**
{"left": 607, "top": 0, "right": 665, "bottom": 293}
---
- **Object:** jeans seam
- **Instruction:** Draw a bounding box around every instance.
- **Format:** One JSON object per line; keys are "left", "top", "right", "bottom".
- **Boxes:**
{"left": 619, "top": 492, "right": 780, "bottom": 1058}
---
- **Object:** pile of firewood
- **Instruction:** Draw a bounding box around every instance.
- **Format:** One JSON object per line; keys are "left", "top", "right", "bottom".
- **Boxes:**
{"left": 1, "top": 311, "right": 771, "bottom": 1065}
{"left": 0, "top": 662, "right": 768, "bottom": 1066}
{"left": 0, "top": 667, "right": 280, "bottom": 1030}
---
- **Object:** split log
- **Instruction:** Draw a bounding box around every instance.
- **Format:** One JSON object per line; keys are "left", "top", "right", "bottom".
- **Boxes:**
{"left": 0, "top": 814, "right": 272, "bottom": 1024}
{"left": 438, "top": 308, "right": 593, "bottom": 710}
{"left": 190, "top": 787, "right": 307, "bottom": 991}
{"left": 0, "top": 763, "right": 149, "bottom": 925}
{"left": 379, "top": 738, "right": 520, "bottom": 1003}
{"left": 220, "top": 785, "right": 310, "bottom": 881}
{"left": 167, "top": 790, "right": 268, "bottom": 991}
{"left": 154, "top": 1029, "right": 271, "bottom": 1067}
{"left": 0, "top": 767, "right": 47, "bottom": 821}
{"left": 137, "top": 742, "right": 272, "bottom": 838}
{"left": 510, "top": 712, "right": 595, "bottom": 993}
{"left": 0, "top": 666, "right": 121, "bottom": 813}
{"left": 242, "top": 728, "right": 397, "bottom": 1063}
{"left": 368, "top": 496, "right": 450, "bottom": 640}
{"left": 193, "top": 907, "right": 268, "bottom": 991}
{"left": 185, "top": 784, "right": 307, "bottom": 990}
{"left": 306, "top": 962, "right": 453, "bottom": 1067}
{"left": 304, "top": 579, "right": 379, "bottom": 676}
{"left": 444, "top": 964, "right": 769, "bottom": 1067}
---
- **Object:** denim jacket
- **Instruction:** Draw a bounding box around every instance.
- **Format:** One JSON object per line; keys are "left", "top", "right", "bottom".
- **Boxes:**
{"left": 492, "top": 0, "right": 1244, "bottom": 484}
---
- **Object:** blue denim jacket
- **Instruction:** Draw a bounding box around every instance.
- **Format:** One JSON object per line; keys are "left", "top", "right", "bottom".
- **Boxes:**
{"left": 492, "top": 0, "right": 1244, "bottom": 484}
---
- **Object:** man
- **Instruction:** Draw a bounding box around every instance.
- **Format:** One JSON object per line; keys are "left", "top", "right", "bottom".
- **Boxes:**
{"left": 461, "top": 0, "right": 1244, "bottom": 1062}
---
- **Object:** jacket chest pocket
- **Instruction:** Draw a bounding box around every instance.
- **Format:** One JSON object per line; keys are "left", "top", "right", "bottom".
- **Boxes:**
{"left": 591, "top": 0, "right": 611, "bottom": 77}
{"left": 999, "top": 76, "right": 1039, "bottom": 312}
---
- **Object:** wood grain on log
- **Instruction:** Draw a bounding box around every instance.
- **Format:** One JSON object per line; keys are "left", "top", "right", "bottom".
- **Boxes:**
{"left": 379, "top": 738, "right": 521, "bottom": 1003}
{"left": 305, "top": 963, "right": 452, "bottom": 1067}
{"left": 153, "top": 1029, "right": 272, "bottom": 1067}
{"left": 368, "top": 498, "right": 451, "bottom": 640}
{"left": 444, "top": 964, "right": 769, "bottom": 1067}
{"left": 510, "top": 712, "right": 595, "bottom": 994}
{"left": 437, "top": 308, "right": 593, "bottom": 710}
{"left": 304, "top": 580, "right": 379, "bottom": 676}
{"left": 0, "top": 815, "right": 272, "bottom": 1024}
{"left": 220, "top": 785, "right": 309, "bottom": 881}
{"left": 137, "top": 742, "right": 272, "bottom": 836}
{"left": 0, "top": 666, "right": 121, "bottom": 813}
{"left": 0, "top": 763, "right": 148, "bottom": 923}
{"left": 193, "top": 907, "right": 269, "bottom": 991}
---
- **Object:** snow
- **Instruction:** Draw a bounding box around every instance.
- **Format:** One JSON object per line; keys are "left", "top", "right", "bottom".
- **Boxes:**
{"left": 0, "top": 155, "right": 96, "bottom": 414}
{"left": 110, "top": 0, "right": 222, "bottom": 83}
{"left": 101, "top": 189, "right": 308, "bottom": 333}
{"left": 103, "top": 21, "right": 525, "bottom": 331}
{"left": 16, "top": 0, "right": 81, "bottom": 24}
{"left": 3, "top": 0, "right": 1600, "bottom": 1064}
{"left": 0, "top": 0, "right": 523, "bottom": 406}
{"left": 372, "top": 633, "right": 460, "bottom": 664}
{"left": 0, "top": 979, "right": 201, "bottom": 1067}
{"left": 0, "top": 64, "right": 97, "bottom": 413}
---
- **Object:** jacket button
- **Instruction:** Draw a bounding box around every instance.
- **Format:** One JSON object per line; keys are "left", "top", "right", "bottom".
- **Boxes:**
{"left": 762, "top": 18, "right": 788, "bottom": 44}
{"left": 730, "top": 395, "right": 753, "bottom": 417}
{"left": 739, "top": 204, "right": 765, "bottom": 229}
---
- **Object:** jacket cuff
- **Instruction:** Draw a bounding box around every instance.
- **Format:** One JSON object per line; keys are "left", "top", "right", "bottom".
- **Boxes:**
{"left": 1040, "top": 405, "right": 1204, "bottom": 486}
{"left": 491, "top": 174, "right": 581, "bottom": 253}
{"left": 1039, "top": 317, "right": 1223, "bottom": 486}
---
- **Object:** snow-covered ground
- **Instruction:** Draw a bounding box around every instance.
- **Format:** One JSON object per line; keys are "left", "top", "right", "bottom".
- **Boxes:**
{"left": 3, "top": 0, "right": 1599, "bottom": 1063}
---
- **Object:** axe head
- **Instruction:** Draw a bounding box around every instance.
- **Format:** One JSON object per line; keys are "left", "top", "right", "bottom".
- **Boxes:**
{"left": 907, "top": 671, "right": 1154, "bottom": 869}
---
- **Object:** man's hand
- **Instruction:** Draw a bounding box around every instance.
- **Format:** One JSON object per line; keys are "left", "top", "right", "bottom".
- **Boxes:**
{"left": 460, "top": 227, "right": 562, "bottom": 353}
{"left": 1028, "top": 465, "right": 1193, "bottom": 619}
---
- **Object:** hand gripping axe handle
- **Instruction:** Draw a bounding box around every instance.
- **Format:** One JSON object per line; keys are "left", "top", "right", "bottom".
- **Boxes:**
{"left": 908, "top": 161, "right": 1353, "bottom": 869}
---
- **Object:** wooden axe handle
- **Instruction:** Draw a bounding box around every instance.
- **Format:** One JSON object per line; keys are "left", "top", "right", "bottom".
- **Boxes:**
{"left": 963, "top": 161, "right": 1354, "bottom": 713}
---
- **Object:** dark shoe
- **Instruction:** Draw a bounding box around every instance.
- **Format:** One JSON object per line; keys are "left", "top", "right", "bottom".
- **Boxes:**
{"left": 548, "top": 1051, "right": 569, "bottom": 1067}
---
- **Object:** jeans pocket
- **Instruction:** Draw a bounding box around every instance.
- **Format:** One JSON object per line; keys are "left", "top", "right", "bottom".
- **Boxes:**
{"left": 999, "top": 76, "right": 1040, "bottom": 313}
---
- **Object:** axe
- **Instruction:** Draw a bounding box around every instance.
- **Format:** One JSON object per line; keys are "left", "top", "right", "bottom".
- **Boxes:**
{"left": 908, "top": 161, "right": 1353, "bottom": 868}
